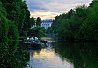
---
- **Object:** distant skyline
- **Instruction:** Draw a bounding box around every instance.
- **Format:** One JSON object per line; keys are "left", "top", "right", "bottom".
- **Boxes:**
{"left": 26, "top": 0, "right": 93, "bottom": 20}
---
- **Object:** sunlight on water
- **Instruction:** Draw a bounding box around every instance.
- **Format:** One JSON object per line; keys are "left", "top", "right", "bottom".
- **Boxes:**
{"left": 33, "top": 49, "right": 55, "bottom": 59}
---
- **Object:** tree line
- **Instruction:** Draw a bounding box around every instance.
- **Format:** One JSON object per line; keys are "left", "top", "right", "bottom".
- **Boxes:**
{"left": 29, "top": 17, "right": 46, "bottom": 38}
{"left": 50, "top": 0, "right": 98, "bottom": 41}
{"left": 0, "top": 0, "right": 33, "bottom": 67}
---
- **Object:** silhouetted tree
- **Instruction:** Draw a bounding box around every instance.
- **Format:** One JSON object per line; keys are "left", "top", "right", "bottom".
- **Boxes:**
{"left": 36, "top": 17, "right": 41, "bottom": 26}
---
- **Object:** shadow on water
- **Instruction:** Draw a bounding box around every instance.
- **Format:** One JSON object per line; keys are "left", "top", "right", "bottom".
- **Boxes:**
{"left": 54, "top": 42, "right": 98, "bottom": 68}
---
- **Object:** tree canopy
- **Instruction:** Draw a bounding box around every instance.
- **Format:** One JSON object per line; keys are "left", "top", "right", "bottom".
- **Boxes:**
{"left": 36, "top": 17, "right": 42, "bottom": 26}
{"left": 50, "top": 0, "right": 98, "bottom": 41}
{"left": 0, "top": 0, "right": 30, "bottom": 67}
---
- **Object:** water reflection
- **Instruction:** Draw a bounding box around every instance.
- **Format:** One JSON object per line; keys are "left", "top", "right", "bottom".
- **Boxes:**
{"left": 32, "top": 49, "right": 55, "bottom": 59}
{"left": 54, "top": 42, "right": 98, "bottom": 68}
{"left": 26, "top": 42, "right": 98, "bottom": 68}
{"left": 27, "top": 42, "right": 74, "bottom": 68}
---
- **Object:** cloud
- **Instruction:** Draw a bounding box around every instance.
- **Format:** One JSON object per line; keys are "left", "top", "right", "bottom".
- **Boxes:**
{"left": 30, "top": 11, "right": 61, "bottom": 20}
{"left": 26, "top": 0, "right": 92, "bottom": 12}
{"left": 26, "top": 0, "right": 48, "bottom": 11}
{"left": 26, "top": 0, "right": 93, "bottom": 19}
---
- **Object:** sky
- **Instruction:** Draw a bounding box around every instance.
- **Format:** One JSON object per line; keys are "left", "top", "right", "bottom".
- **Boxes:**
{"left": 26, "top": 0, "right": 93, "bottom": 20}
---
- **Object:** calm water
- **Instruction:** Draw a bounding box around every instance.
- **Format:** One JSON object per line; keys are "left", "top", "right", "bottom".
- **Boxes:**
{"left": 26, "top": 42, "right": 98, "bottom": 68}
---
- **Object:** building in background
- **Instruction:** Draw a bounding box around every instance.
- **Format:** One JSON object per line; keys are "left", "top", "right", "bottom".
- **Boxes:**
{"left": 41, "top": 19, "right": 53, "bottom": 29}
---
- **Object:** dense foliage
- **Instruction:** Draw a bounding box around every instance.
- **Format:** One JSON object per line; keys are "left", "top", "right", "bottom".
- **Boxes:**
{"left": 30, "top": 17, "right": 35, "bottom": 27}
{"left": 28, "top": 26, "right": 45, "bottom": 39}
{"left": 0, "top": 0, "right": 30, "bottom": 68}
{"left": 50, "top": 0, "right": 98, "bottom": 41}
{"left": 36, "top": 17, "right": 41, "bottom": 26}
{"left": 27, "top": 17, "right": 45, "bottom": 38}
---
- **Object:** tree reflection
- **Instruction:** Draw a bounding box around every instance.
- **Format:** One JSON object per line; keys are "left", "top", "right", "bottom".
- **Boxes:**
{"left": 54, "top": 42, "right": 98, "bottom": 68}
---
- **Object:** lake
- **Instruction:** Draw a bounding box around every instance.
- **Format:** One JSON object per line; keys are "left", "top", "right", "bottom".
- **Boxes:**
{"left": 26, "top": 42, "right": 98, "bottom": 68}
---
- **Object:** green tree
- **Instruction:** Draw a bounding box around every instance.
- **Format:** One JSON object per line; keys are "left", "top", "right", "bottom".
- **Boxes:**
{"left": 36, "top": 17, "right": 41, "bottom": 26}
{"left": 50, "top": 3, "right": 98, "bottom": 41}
{"left": 0, "top": 0, "right": 29, "bottom": 68}
{"left": 28, "top": 26, "right": 45, "bottom": 38}
{"left": 30, "top": 17, "right": 35, "bottom": 27}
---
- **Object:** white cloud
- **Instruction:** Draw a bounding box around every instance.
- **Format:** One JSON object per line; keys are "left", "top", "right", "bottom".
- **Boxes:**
{"left": 30, "top": 11, "right": 61, "bottom": 20}
{"left": 26, "top": 0, "right": 93, "bottom": 19}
